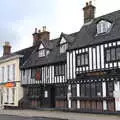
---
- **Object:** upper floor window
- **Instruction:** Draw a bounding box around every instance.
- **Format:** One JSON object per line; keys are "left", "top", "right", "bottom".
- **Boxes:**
{"left": 54, "top": 64, "right": 65, "bottom": 76}
{"left": 105, "top": 46, "right": 120, "bottom": 62}
{"left": 13, "top": 64, "right": 15, "bottom": 81}
{"left": 39, "top": 49, "right": 45, "bottom": 57}
{"left": 7, "top": 65, "right": 10, "bottom": 81}
{"left": 97, "top": 20, "right": 112, "bottom": 34}
{"left": 60, "top": 37, "right": 68, "bottom": 53}
{"left": 2, "top": 67, "right": 4, "bottom": 82}
{"left": 76, "top": 52, "right": 89, "bottom": 67}
{"left": 38, "top": 44, "right": 50, "bottom": 57}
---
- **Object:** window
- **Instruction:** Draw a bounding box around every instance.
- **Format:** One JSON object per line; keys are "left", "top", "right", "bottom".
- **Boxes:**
{"left": 105, "top": 47, "right": 120, "bottom": 62}
{"left": 91, "top": 82, "right": 96, "bottom": 97}
{"left": 56, "top": 85, "right": 67, "bottom": 97}
{"left": 106, "top": 81, "right": 114, "bottom": 97}
{"left": 54, "top": 64, "right": 65, "bottom": 76}
{"left": 60, "top": 43, "right": 68, "bottom": 53}
{"left": 60, "top": 37, "right": 68, "bottom": 53}
{"left": 71, "top": 84, "right": 77, "bottom": 97}
{"left": 7, "top": 88, "right": 9, "bottom": 103}
{"left": 2, "top": 67, "right": 4, "bottom": 82}
{"left": 80, "top": 84, "right": 86, "bottom": 97}
{"left": 39, "top": 49, "right": 45, "bottom": 57}
{"left": 80, "top": 82, "right": 102, "bottom": 97}
{"left": 7, "top": 65, "right": 10, "bottom": 81}
{"left": 13, "top": 64, "right": 15, "bottom": 81}
{"left": 31, "top": 69, "right": 36, "bottom": 79}
{"left": 12, "top": 88, "right": 15, "bottom": 103}
{"left": 46, "top": 67, "right": 50, "bottom": 82}
{"left": 97, "top": 20, "right": 112, "bottom": 34}
{"left": 96, "top": 82, "right": 102, "bottom": 96}
{"left": 86, "top": 83, "right": 90, "bottom": 97}
{"left": 76, "top": 52, "right": 89, "bottom": 66}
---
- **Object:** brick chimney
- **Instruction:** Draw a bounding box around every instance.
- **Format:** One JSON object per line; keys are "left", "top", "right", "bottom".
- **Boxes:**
{"left": 33, "top": 26, "right": 50, "bottom": 46}
{"left": 83, "top": 1, "right": 96, "bottom": 23}
{"left": 40, "top": 26, "right": 50, "bottom": 40}
{"left": 3, "top": 41, "right": 11, "bottom": 56}
{"left": 33, "top": 28, "right": 40, "bottom": 46}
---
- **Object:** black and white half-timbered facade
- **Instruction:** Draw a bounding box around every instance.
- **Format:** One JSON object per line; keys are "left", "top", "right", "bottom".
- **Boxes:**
{"left": 67, "top": 2, "right": 120, "bottom": 112}
{"left": 21, "top": 28, "right": 70, "bottom": 108}
{"left": 20, "top": 1, "right": 120, "bottom": 113}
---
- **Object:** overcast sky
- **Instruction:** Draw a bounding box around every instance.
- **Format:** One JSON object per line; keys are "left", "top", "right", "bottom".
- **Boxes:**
{"left": 0, "top": 0, "right": 120, "bottom": 55}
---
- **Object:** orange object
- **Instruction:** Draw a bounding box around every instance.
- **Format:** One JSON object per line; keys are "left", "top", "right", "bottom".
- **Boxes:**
{"left": 5, "top": 82, "right": 16, "bottom": 88}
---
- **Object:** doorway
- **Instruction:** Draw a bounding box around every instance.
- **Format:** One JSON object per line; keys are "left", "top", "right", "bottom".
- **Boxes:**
{"left": 50, "top": 86, "right": 55, "bottom": 108}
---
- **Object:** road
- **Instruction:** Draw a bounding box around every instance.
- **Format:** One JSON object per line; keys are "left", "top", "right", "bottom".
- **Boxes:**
{"left": 0, "top": 115, "right": 67, "bottom": 120}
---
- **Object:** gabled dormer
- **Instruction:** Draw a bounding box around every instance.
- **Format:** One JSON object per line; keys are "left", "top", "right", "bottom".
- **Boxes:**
{"left": 38, "top": 43, "right": 50, "bottom": 57}
{"left": 59, "top": 37, "right": 68, "bottom": 54}
{"left": 97, "top": 20, "right": 112, "bottom": 34}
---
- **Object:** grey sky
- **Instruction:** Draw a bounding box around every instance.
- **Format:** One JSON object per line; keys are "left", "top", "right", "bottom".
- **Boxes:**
{"left": 0, "top": 0, "right": 120, "bottom": 55}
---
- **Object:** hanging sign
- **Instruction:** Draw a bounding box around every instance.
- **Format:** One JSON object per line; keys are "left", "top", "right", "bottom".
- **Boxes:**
{"left": 5, "top": 82, "right": 16, "bottom": 88}
{"left": 35, "top": 71, "right": 41, "bottom": 80}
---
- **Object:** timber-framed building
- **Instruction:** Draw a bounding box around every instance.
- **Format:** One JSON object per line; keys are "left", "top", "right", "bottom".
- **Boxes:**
{"left": 1, "top": 1, "right": 120, "bottom": 113}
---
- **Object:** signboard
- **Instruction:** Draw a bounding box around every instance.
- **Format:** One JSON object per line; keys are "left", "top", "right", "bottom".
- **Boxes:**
{"left": 44, "top": 91, "right": 48, "bottom": 98}
{"left": 5, "top": 82, "right": 16, "bottom": 88}
{"left": 87, "top": 72, "right": 105, "bottom": 76}
{"left": 35, "top": 71, "right": 41, "bottom": 80}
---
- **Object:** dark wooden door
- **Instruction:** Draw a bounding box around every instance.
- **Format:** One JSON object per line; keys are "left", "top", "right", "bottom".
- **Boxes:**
{"left": 107, "top": 100, "right": 115, "bottom": 112}
{"left": 50, "top": 86, "right": 55, "bottom": 108}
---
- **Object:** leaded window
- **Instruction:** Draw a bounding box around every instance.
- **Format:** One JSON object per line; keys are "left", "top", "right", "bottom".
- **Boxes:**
{"left": 76, "top": 52, "right": 89, "bottom": 66}
{"left": 54, "top": 64, "right": 65, "bottom": 76}
{"left": 96, "top": 82, "right": 102, "bottom": 96}
{"left": 80, "top": 84, "right": 86, "bottom": 97}
{"left": 91, "top": 82, "right": 96, "bottom": 97}
{"left": 71, "top": 84, "right": 77, "bottom": 97}
{"left": 86, "top": 83, "right": 90, "bottom": 97}
{"left": 39, "top": 49, "right": 45, "bottom": 57}
{"left": 106, "top": 81, "right": 114, "bottom": 97}
{"left": 105, "top": 46, "right": 120, "bottom": 62}
{"left": 56, "top": 85, "right": 67, "bottom": 97}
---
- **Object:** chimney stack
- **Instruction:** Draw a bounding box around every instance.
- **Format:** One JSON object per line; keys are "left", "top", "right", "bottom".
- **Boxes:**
{"left": 32, "top": 28, "right": 40, "bottom": 46}
{"left": 83, "top": 1, "right": 96, "bottom": 23}
{"left": 40, "top": 26, "right": 50, "bottom": 40}
{"left": 3, "top": 41, "right": 11, "bottom": 56}
{"left": 32, "top": 26, "right": 50, "bottom": 46}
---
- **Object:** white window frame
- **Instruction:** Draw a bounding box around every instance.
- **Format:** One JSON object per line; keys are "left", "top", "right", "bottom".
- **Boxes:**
{"left": 97, "top": 20, "right": 112, "bottom": 34}
{"left": 60, "top": 37, "right": 68, "bottom": 54}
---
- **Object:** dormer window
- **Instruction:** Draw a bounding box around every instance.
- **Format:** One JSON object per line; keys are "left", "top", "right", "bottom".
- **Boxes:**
{"left": 97, "top": 20, "right": 112, "bottom": 34}
{"left": 38, "top": 44, "right": 49, "bottom": 57}
{"left": 39, "top": 49, "right": 45, "bottom": 57}
{"left": 60, "top": 37, "right": 68, "bottom": 53}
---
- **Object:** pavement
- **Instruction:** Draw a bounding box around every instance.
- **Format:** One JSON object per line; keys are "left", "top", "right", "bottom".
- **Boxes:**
{"left": 0, "top": 115, "right": 66, "bottom": 120}
{"left": 0, "top": 109, "right": 120, "bottom": 120}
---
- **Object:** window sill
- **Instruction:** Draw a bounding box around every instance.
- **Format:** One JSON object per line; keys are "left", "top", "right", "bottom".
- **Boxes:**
{"left": 70, "top": 96, "right": 114, "bottom": 101}
{"left": 55, "top": 96, "right": 67, "bottom": 100}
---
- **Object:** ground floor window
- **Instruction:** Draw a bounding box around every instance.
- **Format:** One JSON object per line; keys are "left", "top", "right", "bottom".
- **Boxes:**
{"left": 56, "top": 85, "right": 67, "bottom": 97}
{"left": 71, "top": 84, "right": 77, "bottom": 97}
{"left": 106, "top": 81, "right": 114, "bottom": 97}
{"left": 79, "top": 82, "right": 102, "bottom": 97}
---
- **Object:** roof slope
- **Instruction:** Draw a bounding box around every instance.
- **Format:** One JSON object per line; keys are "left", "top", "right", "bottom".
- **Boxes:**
{"left": 0, "top": 46, "right": 36, "bottom": 66}
{"left": 69, "top": 10, "right": 120, "bottom": 50}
